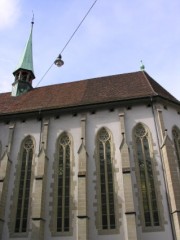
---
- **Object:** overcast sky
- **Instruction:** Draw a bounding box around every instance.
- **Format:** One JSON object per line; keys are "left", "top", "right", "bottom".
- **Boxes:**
{"left": 0, "top": 0, "right": 180, "bottom": 100}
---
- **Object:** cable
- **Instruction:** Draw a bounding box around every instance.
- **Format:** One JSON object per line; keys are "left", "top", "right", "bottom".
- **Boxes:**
{"left": 36, "top": 63, "right": 54, "bottom": 87}
{"left": 60, "top": 0, "right": 98, "bottom": 55}
{"left": 36, "top": 0, "right": 98, "bottom": 87}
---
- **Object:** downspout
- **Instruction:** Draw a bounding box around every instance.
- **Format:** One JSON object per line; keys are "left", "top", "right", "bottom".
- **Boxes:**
{"left": 150, "top": 96, "right": 175, "bottom": 240}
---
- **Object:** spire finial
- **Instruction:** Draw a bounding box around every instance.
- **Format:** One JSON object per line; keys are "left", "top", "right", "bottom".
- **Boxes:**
{"left": 140, "top": 60, "right": 145, "bottom": 71}
{"left": 31, "top": 11, "right": 34, "bottom": 26}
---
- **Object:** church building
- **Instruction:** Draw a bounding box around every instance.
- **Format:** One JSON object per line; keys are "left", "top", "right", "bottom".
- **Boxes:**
{"left": 0, "top": 21, "right": 180, "bottom": 240}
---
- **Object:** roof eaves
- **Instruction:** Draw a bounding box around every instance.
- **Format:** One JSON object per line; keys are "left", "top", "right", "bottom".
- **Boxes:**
{"left": 0, "top": 94, "right": 161, "bottom": 117}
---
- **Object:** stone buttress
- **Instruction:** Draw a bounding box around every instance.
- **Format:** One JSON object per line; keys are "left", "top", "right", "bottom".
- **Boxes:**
{"left": 0, "top": 123, "right": 15, "bottom": 239}
{"left": 77, "top": 116, "right": 88, "bottom": 240}
{"left": 119, "top": 113, "right": 138, "bottom": 240}
{"left": 31, "top": 119, "right": 49, "bottom": 240}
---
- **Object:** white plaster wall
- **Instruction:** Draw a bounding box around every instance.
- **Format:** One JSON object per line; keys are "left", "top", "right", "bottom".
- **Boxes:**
{"left": 1, "top": 102, "right": 178, "bottom": 240}
{"left": 43, "top": 109, "right": 125, "bottom": 240}
{"left": 160, "top": 105, "right": 180, "bottom": 140}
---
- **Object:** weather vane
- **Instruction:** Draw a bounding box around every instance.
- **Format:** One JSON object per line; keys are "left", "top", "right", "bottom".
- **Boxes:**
{"left": 140, "top": 60, "right": 145, "bottom": 71}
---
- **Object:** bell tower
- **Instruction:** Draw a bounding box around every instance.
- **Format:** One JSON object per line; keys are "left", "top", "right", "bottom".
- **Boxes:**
{"left": 12, "top": 18, "right": 35, "bottom": 96}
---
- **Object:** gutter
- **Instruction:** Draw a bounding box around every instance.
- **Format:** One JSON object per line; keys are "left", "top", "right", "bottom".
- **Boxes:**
{"left": 0, "top": 95, "right": 179, "bottom": 122}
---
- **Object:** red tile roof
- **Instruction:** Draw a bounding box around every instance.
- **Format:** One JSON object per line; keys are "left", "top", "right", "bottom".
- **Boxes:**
{"left": 0, "top": 71, "right": 179, "bottom": 116}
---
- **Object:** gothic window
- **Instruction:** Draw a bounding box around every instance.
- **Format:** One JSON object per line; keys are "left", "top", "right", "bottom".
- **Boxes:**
{"left": 133, "top": 123, "right": 160, "bottom": 228}
{"left": 14, "top": 137, "right": 34, "bottom": 233}
{"left": 172, "top": 126, "right": 180, "bottom": 170}
{"left": 53, "top": 132, "right": 71, "bottom": 234}
{"left": 97, "top": 127, "right": 116, "bottom": 230}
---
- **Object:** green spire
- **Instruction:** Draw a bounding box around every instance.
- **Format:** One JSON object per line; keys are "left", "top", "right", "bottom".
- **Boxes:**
{"left": 11, "top": 18, "right": 35, "bottom": 96}
{"left": 13, "top": 21, "right": 35, "bottom": 78}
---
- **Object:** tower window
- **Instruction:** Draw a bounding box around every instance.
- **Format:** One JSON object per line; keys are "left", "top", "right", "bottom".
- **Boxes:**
{"left": 21, "top": 72, "right": 28, "bottom": 81}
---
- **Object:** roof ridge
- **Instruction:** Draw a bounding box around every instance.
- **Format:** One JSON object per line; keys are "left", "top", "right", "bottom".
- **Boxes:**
{"left": 141, "top": 71, "right": 158, "bottom": 96}
{"left": 35, "top": 71, "right": 141, "bottom": 90}
{"left": 142, "top": 71, "right": 179, "bottom": 102}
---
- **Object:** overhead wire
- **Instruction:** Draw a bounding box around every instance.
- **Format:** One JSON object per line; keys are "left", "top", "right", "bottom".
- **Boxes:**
{"left": 36, "top": 0, "right": 98, "bottom": 87}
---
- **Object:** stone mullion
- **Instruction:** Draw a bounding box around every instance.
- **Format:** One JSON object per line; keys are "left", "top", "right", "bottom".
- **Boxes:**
{"left": 157, "top": 109, "right": 180, "bottom": 240}
{"left": 174, "top": 140, "right": 179, "bottom": 165}
{"left": 31, "top": 119, "right": 49, "bottom": 240}
{"left": 0, "top": 123, "right": 15, "bottom": 239}
{"left": 119, "top": 113, "right": 138, "bottom": 240}
{"left": 62, "top": 146, "right": 66, "bottom": 231}
{"left": 19, "top": 151, "right": 28, "bottom": 232}
{"left": 141, "top": 138, "right": 154, "bottom": 226}
{"left": 99, "top": 145, "right": 104, "bottom": 228}
{"left": 77, "top": 116, "right": 88, "bottom": 240}
{"left": 104, "top": 142, "right": 110, "bottom": 229}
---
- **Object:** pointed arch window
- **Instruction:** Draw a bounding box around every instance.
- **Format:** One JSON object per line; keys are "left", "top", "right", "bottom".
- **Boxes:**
{"left": 133, "top": 123, "right": 160, "bottom": 228}
{"left": 14, "top": 137, "right": 34, "bottom": 233}
{"left": 56, "top": 132, "right": 71, "bottom": 233}
{"left": 97, "top": 127, "right": 116, "bottom": 230}
{"left": 172, "top": 126, "right": 180, "bottom": 170}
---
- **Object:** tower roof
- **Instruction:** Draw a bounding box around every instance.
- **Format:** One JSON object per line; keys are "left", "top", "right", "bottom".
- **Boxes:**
{"left": 13, "top": 22, "right": 35, "bottom": 78}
